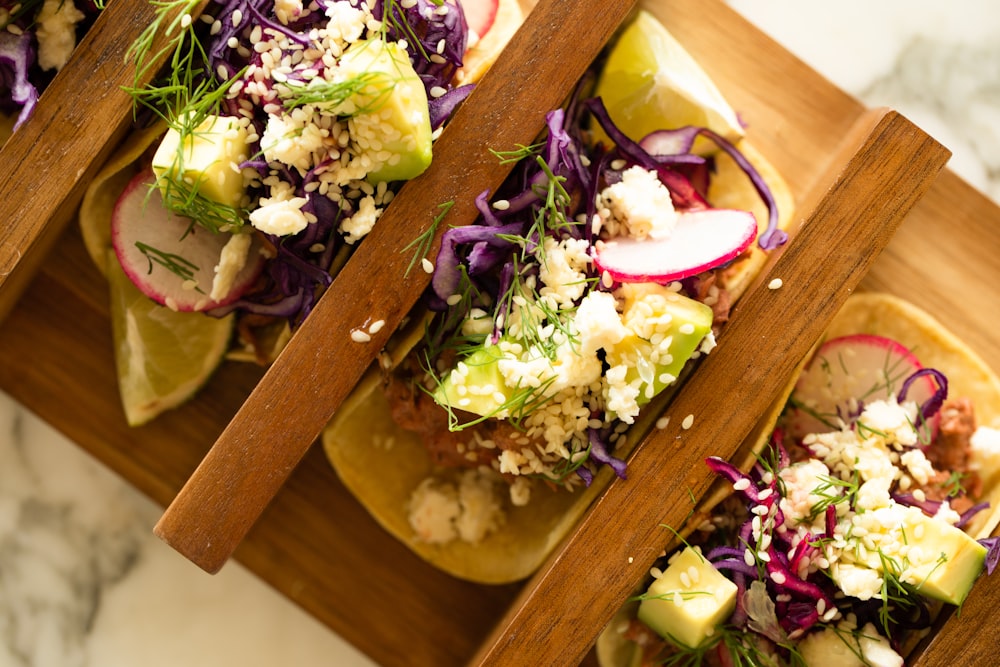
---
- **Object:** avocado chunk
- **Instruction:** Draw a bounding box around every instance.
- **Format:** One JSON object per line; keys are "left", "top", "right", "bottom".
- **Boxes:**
{"left": 337, "top": 38, "right": 433, "bottom": 184}
{"left": 433, "top": 344, "right": 515, "bottom": 418}
{"left": 151, "top": 114, "right": 249, "bottom": 209}
{"left": 896, "top": 510, "right": 986, "bottom": 605}
{"left": 637, "top": 546, "right": 737, "bottom": 649}
{"left": 841, "top": 506, "right": 987, "bottom": 606}
{"left": 606, "top": 284, "right": 714, "bottom": 406}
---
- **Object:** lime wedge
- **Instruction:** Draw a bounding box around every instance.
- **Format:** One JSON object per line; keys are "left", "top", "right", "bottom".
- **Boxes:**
{"left": 593, "top": 10, "right": 745, "bottom": 145}
{"left": 107, "top": 250, "right": 234, "bottom": 426}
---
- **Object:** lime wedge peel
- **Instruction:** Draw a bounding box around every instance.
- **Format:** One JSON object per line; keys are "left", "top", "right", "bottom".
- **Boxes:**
{"left": 107, "top": 250, "right": 234, "bottom": 426}
{"left": 593, "top": 9, "right": 745, "bottom": 145}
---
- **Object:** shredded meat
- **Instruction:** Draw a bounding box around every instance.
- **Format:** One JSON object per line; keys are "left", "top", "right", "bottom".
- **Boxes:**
{"left": 921, "top": 397, "right": 983, "bottom": 513}
{"left": 689, "top": 271, "right": 732, "bottom": 331}
{"left": 382, "top": 370, "right": 527, "bottom": 471}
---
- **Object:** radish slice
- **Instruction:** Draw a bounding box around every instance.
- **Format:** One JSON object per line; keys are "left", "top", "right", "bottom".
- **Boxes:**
{"left": 460, "top": 0, "right": 499, "bottom": 42}
{"left": 786, "top": 334, "right": 941, "bottom": 440}
{"left": 592, "top": 208, "right": 757, "bottom": 283}
{"left": 111, "top": 168, "right": 266, "bottom": 312}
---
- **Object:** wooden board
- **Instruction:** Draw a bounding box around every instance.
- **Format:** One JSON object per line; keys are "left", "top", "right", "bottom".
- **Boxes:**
{"left": 0, "top": 0, "right": 994, "bottom": 665}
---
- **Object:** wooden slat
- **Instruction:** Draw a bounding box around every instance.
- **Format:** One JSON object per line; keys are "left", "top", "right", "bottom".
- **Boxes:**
{"left": 471, "top": 108, "right": 950, "bottom": 667}
{"left": 152, "top": 0, "right": 639, "bottom": 574}
{"left": 0, "top": 0, "right": 197, "bottom": 322}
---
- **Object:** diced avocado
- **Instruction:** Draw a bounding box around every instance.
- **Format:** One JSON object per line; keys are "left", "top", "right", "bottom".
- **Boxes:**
{"left": 151, "top": 114, "right": 249, "bottom": 209}
{"left": 606, "top": 284, "right": 713, "bottom": 406}
{"left": 433, "top": 344, "right": 514, "bottom": 418}
{"left": 636, "top": 546, "right": 737, "bottom": 649}
{"left": 338, "top": 38, "right": 433, "bottom": 184}
{"left": 899, "top": 512, "right": 986, "bottom": 605}
{"left": 846, "top": 508, "right": 987, "bottom": 606}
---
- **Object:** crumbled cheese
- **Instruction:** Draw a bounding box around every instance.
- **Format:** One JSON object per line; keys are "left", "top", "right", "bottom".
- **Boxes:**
{"left": 407, "top": 469, "right": 506, "bottom": 545}
{"left": 249, "top": 196, "right": 310, "bottom": 235}
{"left": 597, "top": 166, "right": 677, "bottom": 240}
{"left": 537, "top": 236, "right": 592, "bottom": 307}
{"left": 573, "top": 291, "right": 629, "bottom": 356}
{"left": 35, "top": 0, "right": 85, "bottom": 71}
{"left": 210, "top": 232, "right": 252, "bottom": 300}
{"left": 339, "top": 195, "right": 382, "bottom": 243}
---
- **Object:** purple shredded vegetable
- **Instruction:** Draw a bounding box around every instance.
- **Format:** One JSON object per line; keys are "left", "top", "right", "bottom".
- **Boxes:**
{"left": 980, "top": 536, "right": 1000, "bottom": 576}
{"left": 898, "top": 367, "right": 948, "bottom": 424}
{"left": 0, "top": 32, "right": 38, "bottom": 131}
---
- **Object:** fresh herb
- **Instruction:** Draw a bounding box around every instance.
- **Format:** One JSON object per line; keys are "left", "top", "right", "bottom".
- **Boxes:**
{"left": 806, "top": 470, "right": 861, "bottom": 522}
{"left": 404, "top": 200, "right": 453, "bottom": 276}
{"left": 136, "top": 241, "right": 202, "bottom": 289}
{"left": 489, "top": 142, "right": 544, "bottom": 165}
{"left": 280, "top": 70, "right": 395, "bottom": 113}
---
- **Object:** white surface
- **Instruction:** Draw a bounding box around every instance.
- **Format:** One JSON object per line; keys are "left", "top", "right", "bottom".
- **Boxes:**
{"left": 2, "top": 2, "right": 998, "bottom": 666}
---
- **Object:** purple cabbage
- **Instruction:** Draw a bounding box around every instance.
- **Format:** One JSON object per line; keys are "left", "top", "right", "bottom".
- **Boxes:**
{"left": 0, "top": 32, "right": 38, "bottom": 131}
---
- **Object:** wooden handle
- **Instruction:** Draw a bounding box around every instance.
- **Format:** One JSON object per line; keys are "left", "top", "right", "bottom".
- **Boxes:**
{"left": 153, "top": 0, "right": 639, "bottom": 573}
{"left": 470, "top": 108, "right": 951, "bottom": 667}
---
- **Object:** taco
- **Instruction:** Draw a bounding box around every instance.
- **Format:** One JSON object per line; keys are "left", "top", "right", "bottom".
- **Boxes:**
{"left": 77, "top": 0, "right": 527, "bottom": 422}
{"left": 595, "top": 292, "right": 1000, "bottom": 666}
{"left": 321, "top": 12, "right": 797, "bottom": 585}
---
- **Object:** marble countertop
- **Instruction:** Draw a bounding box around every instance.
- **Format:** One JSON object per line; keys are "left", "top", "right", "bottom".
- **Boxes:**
{"left": 2, "top": 1, "right": 998, "bottom": 665}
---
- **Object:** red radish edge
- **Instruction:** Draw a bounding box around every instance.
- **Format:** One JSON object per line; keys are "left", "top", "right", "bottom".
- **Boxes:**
{"left": 460, "top": 0, "right": 499, "bottom": 42}
{"left": 786, "top": 333, "right": 941, "bottom": 440}
{"left": 592, "top": 208, "right": 757, "bottom": 284}
{"left": 111, "top": 168, "right": 266, "bottom": 312}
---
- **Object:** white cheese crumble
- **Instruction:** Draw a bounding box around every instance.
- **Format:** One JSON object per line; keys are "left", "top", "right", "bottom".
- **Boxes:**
{"left": 407, "top": 469, "right": 506, "bottom": 544}
{"left": 249, "top": 196, "right": 310, "bottom": 236}
{"left": 35, "top": 0, "right": 85, "bottom": 71}
{"left": 210, "top": 232, "right": 252, "bottom": 300}
{"left": 597, "top": 166, "right": 677, "bottom": 240}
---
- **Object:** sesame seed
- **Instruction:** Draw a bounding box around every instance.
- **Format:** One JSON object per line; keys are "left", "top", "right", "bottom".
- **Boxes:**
{"left": 180, "top": 13, "right": 192, "bottom": 28}
{"left": 681, "top": 414, "right": 694, "bottom": 429}
{"left": 368, "top": 319, "right": 385, "bottom": 334}
{"left": 231, "top": 9, "right": 243, "bottom": 26}
{"left": 421, "top": 258, "right": 434, "bottom": 274}
{"left": 492, "top": 199, "right": 511, "bottom": 211}
{"left": 610, "top": 159, "right": 627, "bottom": 170}
{"left": 768, "top": 278, "right": 783, "bottom": 290}
{"left": 350, "top": 329, "right": 371, "bottom": 343}
{"left": 733, "top": 478, "right": 751, "bottom": 491}
{"left": 656, "top": 416, "right": 670, "bottom": 430}
{"left": 446, "top": 294, "right": 462, "bottom": 306}
{"left": 429, "top": 85, "right": 447, "bottom": 98}
{"left": 770, "top": 571, "right": 786, "bottom": 585}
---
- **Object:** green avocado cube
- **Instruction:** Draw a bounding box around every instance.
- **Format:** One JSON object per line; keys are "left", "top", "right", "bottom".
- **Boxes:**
{"left": 151, "top": 114, "right": 249, "bottom": 209}
{"left": 607, "top": 284, "right": 713, "bottom": 406}
{"left": 900, "top": 512, "right": 986, "bottom": 605}
{"left": 337, "top": 38, "right": 433, "bottom": 184}
{"left": 433, "top": 344, "right": 514, "bottom": 418}
{"left": 637, "top": 546, "right": 737, "bottom": 649}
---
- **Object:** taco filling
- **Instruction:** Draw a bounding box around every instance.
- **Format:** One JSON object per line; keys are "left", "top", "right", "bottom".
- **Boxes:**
{"left": 596, "top": 293, "right": 1000, "bottom": 667}
{"left": 324, "top": 11, "right": 796, "bottom": 584}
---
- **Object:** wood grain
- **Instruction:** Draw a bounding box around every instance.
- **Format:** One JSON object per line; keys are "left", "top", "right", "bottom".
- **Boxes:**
{"left": 0, "top": 0, "right": 199, "bottom": 323}
{"left": 0, "top": 0, "right": 996, "bottom": 665}
{"left": 471, "top": 109, "right": 949, "bottom": 667}
{"left": 152, "top": 0, "right": 639, "bottom": 574}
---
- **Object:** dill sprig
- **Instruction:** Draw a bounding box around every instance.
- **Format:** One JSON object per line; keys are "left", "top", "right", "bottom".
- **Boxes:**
{"left": 125, "top": 0, "right": 205, "bottom": 95}
{"left": 403, "top": 200, "right": 453, "bottom": 276}
{"left": 136, "top": 241, "right": 202, "bottom": 289}
{"left": 280, "top": 70, "right": 396, "bottom": 112}
{"left": 489, "top": 142, "right": 544, "bottom": 165}
{"left": 806, "top": 470, "right": 860, "bottom": 522}
{"left": 874, "top": 549, "right": 928, "bottom": 637}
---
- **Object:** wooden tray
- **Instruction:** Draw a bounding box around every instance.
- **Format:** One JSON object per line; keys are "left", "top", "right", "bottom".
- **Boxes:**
{"left": 0, "top": 0, "right": 992, "bottom": 665}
